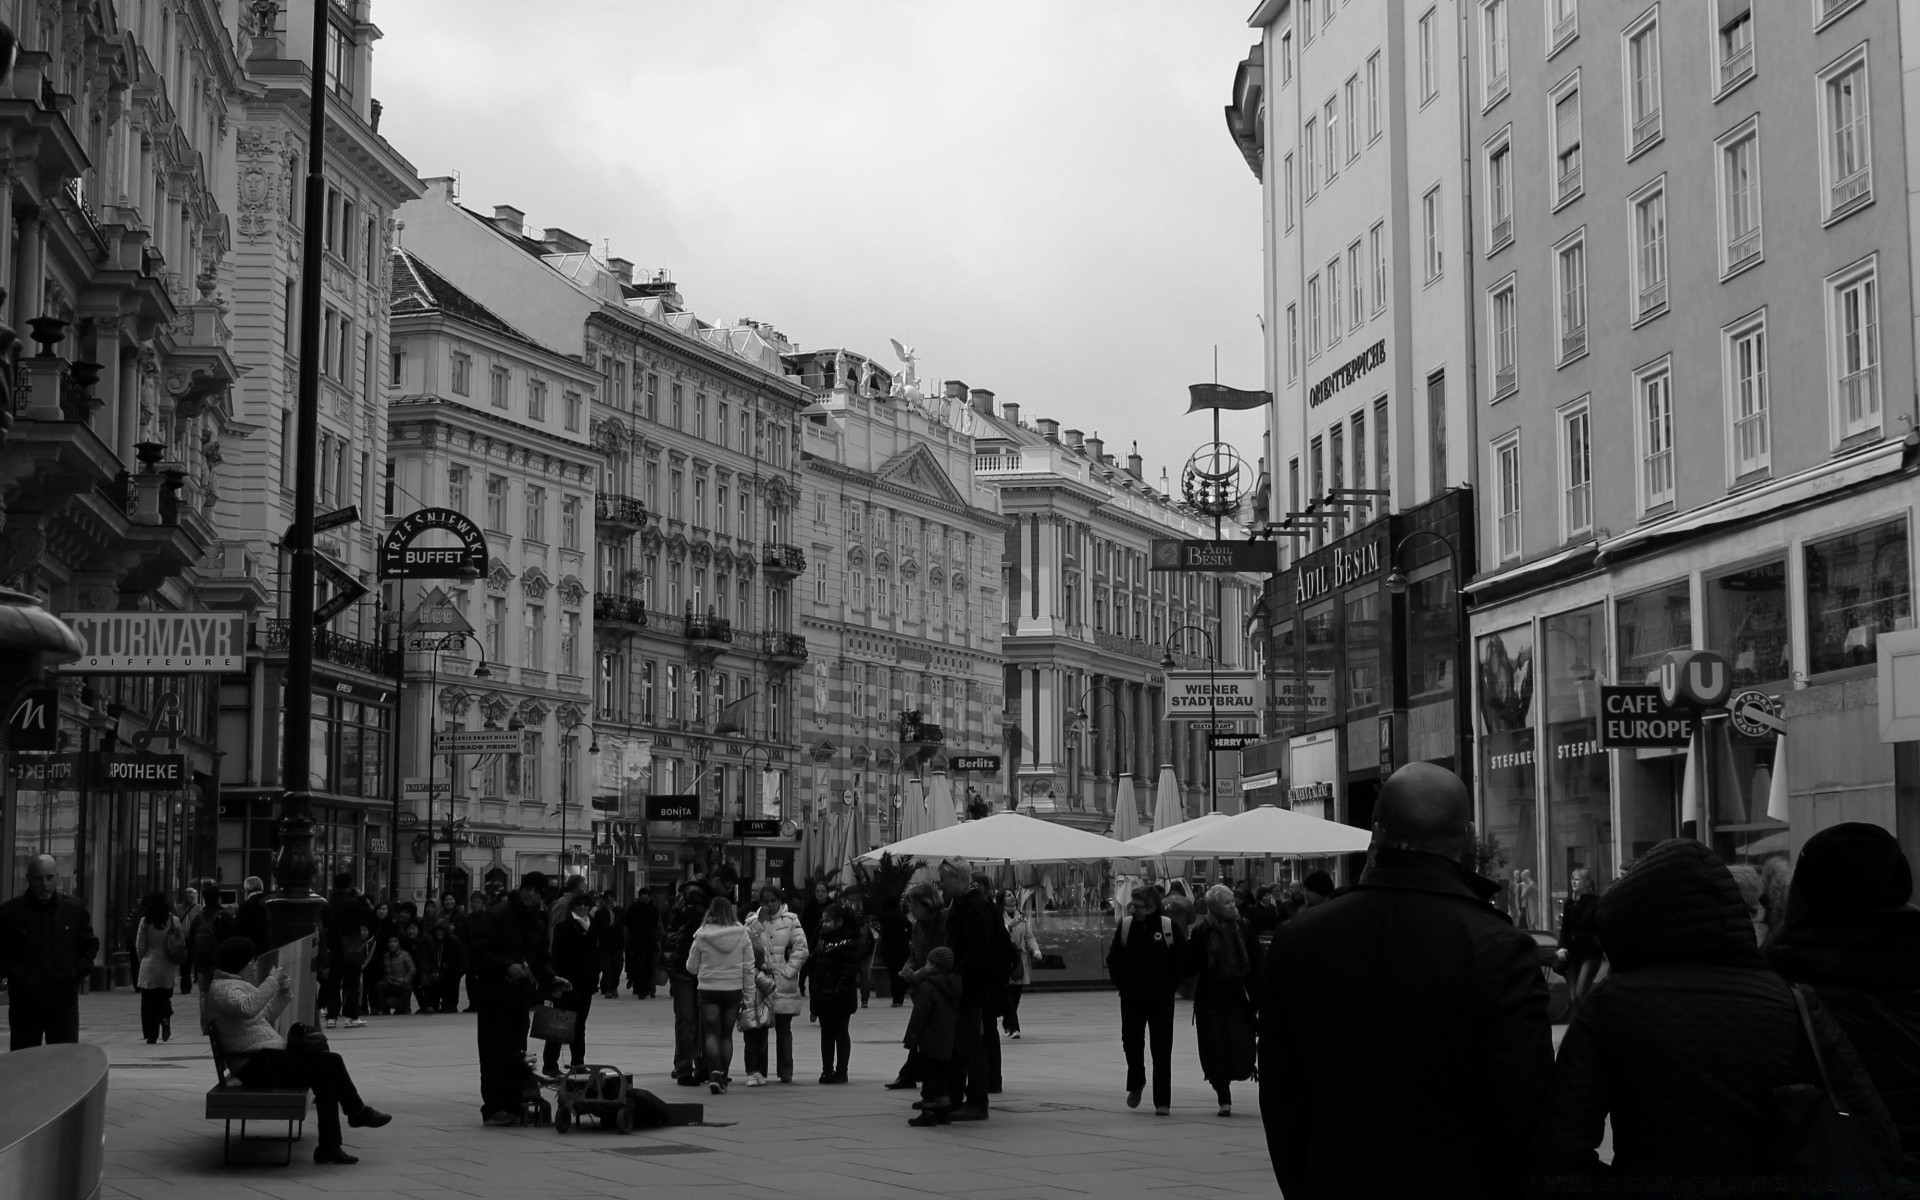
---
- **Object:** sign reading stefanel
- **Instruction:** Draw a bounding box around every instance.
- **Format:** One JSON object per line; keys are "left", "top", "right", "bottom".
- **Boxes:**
{"left": 61, "top": 612, "right": 246, "bottom": 672}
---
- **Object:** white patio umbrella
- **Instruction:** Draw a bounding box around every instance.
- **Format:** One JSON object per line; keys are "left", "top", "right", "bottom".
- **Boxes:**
{"left": 857, "top": 810, "right": 1133, "bottom": 864}
{"left": 926, "top": 771, "right": 959, "bottom": 830}
{"left": 1121, "top": 810, "right": 1234, "bottom": 855}
{"left": 1148, "top": 803, "right": 1373, "bottom": 859}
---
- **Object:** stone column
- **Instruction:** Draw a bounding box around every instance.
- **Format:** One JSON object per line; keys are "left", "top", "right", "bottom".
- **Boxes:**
{"left": 14, "top": 204, "right": 42, "bottom": 325}
{"left": 86, "top": 317, "right": 120, "bottom": 444}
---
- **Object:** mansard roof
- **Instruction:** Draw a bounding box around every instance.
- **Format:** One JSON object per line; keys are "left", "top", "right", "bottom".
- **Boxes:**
{"left": 391, "top": 248, "right": 546, "bottom": 351}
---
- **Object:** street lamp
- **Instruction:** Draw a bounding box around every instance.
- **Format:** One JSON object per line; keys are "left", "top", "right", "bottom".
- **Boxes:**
{"left": 558, "top": 719, "right": 598, "bottom": 884}
{"left": 1162, "top": 625, "right": 1219, "bottom": 814}
{"left": 424, "top": 646, "right": 489, "bottom": 901}
{"left": 1383, "top": 529, "right": 1472, "bottom": 788}
{"left": 1071, "top": 680, "right": 1131, "bottom": 811}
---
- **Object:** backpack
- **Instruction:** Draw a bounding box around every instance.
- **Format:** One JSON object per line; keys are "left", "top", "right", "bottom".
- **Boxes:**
{"left": 1119, "top": 915, "right": 1174, "bottom": 943}
{"left": 162, "top": 918, "right": 187, "bottom": 965}
{"left": 190, "top": 914, "right": 218, "bottom": 969}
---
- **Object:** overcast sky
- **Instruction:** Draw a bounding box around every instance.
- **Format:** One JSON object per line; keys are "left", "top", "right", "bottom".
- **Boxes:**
{"left": 374, "top": 1, "right": 1267, "bottom": 491}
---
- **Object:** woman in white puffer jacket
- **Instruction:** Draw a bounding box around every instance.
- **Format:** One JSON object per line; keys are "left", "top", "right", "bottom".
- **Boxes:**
{"left": 685, "top": 897, "right": 755, "bottom": 1094}
{"left": 743, "top": 885, "right": 810, "bottom": 1085}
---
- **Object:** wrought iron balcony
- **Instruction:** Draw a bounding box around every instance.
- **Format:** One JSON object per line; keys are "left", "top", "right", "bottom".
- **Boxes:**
{"left": 763, "top": 543, "right": 806, "bottom": 576}
{"left": 594, "top": 593, "right": 647, "bottom": 629}
{"left": 762, "top": 631, "right": 808, "bottom": 662}
{"left": 594, "top": 494, "right": 648, "bottom": 531}
{"left": 263, "top": 618, "right": 399, "bottom": 676}
{"left": 686, "top": 614, "right": 733, "bottom": 643}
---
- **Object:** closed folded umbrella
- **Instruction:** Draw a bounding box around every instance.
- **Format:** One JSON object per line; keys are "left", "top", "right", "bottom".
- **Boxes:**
{"left": 1152, "top": 765, "right": 1185, "bottom": 832}
{"left": 1109, "top": 774, "right": 1143, "bottom": 878}
{"left": 927, "top": 772, "right": 959, "bottom": 830}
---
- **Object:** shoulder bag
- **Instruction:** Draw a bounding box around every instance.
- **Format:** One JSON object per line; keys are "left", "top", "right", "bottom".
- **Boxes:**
{"left": 162, "top": 918, "right": 187, "bottom": 965}
{"left": 1766, "top": 984, "right": 1892, "bottom": 1182}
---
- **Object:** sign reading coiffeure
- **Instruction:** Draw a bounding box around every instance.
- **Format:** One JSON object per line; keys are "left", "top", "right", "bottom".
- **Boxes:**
{"left": 1309, "top": 339, "right": 1386, "bottom": 409}
{"left": 1165, "top": 672, "right": 1260, "bottom": 717}
{"left": 1295, "top": 538, "right": 1383, "bottom": 604}
{"left": 62, "top": 613, "right": 246, "bottom": 672}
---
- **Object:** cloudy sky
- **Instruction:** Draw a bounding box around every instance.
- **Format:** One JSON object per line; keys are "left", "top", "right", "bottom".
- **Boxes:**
{"left": 375, "top": 1, "right": 1268, "bottom": 489}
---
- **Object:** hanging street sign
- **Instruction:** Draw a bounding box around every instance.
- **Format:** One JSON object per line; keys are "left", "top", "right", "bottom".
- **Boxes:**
{"left": 1209, "top": 732, "right": 1261, "bottom": 750}
{"left": 1150, "top": 539, "right": 1279, "bottom": 573}
{"left": 733, "top": 818, "right": 782, "bottom": 839}
{"left": 1598, "top": 686, "right": 1695, "bottom": 749}
{"left": 60, "top": 612, "right": 247, "bottom": 673}
{"left": 432, "top": 729, "right": 527, "bottom": 755}
{"left": 646, "top": 795, "right": 699, "bottom": 821}
{"left": 379, "top": 508, "right": 489, "bottom": 579}
{"left": 1728, "top": 689, "right": 1786, "bottom": 741}
{"left": 405, "top": 588, "right": 474, "bottom": 635}
{"left": 94, "top": 751, "right": 187, "bottom": 790}
{"left": 313, "top": 505, "right": 359, "bottom": 535}
{"left": 1165, "top": 672, "right": 1261, "bottom": 718}
{"left": 949, "top": 755, "right": 1002, "bottom": 772}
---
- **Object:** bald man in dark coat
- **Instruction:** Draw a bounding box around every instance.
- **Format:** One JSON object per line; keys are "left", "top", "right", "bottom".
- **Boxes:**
{"left": 1257, "top": 763, "right": 1552, "bottom": 1199}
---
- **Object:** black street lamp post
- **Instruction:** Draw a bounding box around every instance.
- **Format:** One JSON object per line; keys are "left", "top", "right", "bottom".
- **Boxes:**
{"left": 558, "top": 719, "right": 598, "bottom": 883}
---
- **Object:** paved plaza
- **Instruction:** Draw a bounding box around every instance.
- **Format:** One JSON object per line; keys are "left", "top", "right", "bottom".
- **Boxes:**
{"left": 75, "top": 986, "right": 1277, "bottom": 1200}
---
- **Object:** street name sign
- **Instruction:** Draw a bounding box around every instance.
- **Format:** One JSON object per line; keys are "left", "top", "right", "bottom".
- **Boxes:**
{"left": 403, "top": 776, "right": 452, "bottom": 800}
{"left": 1150, "top": 539, "right": 1278, "bottom": 573}
{"left": 1165, "top": 671, "right": 1260, "bottom": 718}
{"left": 1598, "top": 686, "right": 1694, "bottom": 749}
{"left": 61, "top": 612, "right": 246, "bottom": 672}
{"left": 647, "top": 795, "right": 699, "bottom": 821}
{"left": 949, "top": 755, "right": 1002, "bottom": 772}
{"left": 1209, "top": 732, "right": 1261, "bottom": 750}
{"left": 432, "top": 729, "right": 526, "bottom": 755}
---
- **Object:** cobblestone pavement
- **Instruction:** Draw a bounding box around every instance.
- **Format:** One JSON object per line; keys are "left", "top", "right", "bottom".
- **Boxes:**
{"left": 72, "top": 986, "right": 1277, "bottom": 1199}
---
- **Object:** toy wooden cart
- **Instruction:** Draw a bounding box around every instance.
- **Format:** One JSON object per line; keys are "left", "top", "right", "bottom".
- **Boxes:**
{"left": 551, "top": 1065, "right": 634, "bottom": 1134}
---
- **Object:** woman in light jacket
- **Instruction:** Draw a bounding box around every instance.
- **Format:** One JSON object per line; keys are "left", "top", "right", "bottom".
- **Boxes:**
{"left": 134, "top": 891, "right": 181, "bottom": 1043}
{"left": 685, "top": 895, "right": 755, "bottom": 1095}
{"left": 744, "top": 883, "right": 809, "bottom": 1085}
{"left": 1001, "top": 891, "right": 1041, "bottom": 1039}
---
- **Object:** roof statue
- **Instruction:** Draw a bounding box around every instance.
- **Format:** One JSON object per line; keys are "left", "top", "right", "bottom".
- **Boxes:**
{"left": 888, "top": 338, "right": 922, "bottom": 401}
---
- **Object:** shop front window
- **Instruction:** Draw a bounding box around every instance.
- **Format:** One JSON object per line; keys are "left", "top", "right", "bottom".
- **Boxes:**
{"left": 1344, "top": 591, "right": 1381, "bottom": 711}
{"left": 1477, "top": 623, "right": 1539, "bottom": 931}
{"left": 1544, "top": 606, "right": 1612, "bottom": 925}
{"left": 1406, "top": 567, "right": 1457, "bottom": 699}
{"left": 1806, "top": 518, "right": 1911, "bottom": 676}
{"left": 1270, "top": 619, "right": 1304, "bottom": 735}
{"left": 1301, "top": 604, "right": 1338, "bottom": 723}
{"left": 1615, "top": 579, "right": 1691, "bottom": 684}
{"left": 1615, "top": 579, "right": 1690, "bottom": 865}
{"left": 1706, "top": 558, "right": 1788, "bottom": 690}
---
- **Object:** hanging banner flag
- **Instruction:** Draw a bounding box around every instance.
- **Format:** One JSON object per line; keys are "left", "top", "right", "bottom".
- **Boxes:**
{"left": 1186, "top": 383, "right": 1272, "bottom": 412}
{"left": 760, "top": 769, "right": 782, "bottom": 818}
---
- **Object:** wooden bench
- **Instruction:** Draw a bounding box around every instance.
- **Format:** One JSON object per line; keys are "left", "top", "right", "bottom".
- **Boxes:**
{"left": 205, "top": 1034, "right": 309, "bottom": 1166}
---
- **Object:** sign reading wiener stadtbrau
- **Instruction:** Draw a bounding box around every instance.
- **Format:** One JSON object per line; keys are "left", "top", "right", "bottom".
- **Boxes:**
{"left": 1165, "top": 671, "right": 1261, "bottom": 718}
{"left": 61, "top": 612, "right": 247, "bottom": 672}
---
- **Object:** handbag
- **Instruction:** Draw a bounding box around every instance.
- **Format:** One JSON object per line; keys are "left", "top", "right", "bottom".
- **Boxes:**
{"left": 162, "top": 919, "right": 187, "bottom": 965}
{"left": 531, "top": 1002, "right": 577, "bottom": 1044}
{"left": 1765, "top": 984, "right": 1892, "bottom": 1181}
{"left": 286, "top": 1022, "right": 330, "bottom": 1056}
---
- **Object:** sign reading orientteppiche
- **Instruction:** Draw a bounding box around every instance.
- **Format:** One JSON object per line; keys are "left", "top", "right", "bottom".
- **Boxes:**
{"left": 1165, "top": 672, "right": 1261, "bottom": 718}
{"left": 1597, "top": 686, "right": 1695, "bottom": 749}
{"left": 1150, "top": 539, "right": 1279, "bottom": 573}
{"left": 60, "top": 613, "right": 246, "bottom": 672}
{"left": 94, "top": 752, "right": 186, "bottom": 790}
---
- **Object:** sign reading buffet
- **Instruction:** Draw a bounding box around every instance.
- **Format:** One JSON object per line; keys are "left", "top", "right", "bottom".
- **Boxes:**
{"left": 61, "top": 613, "right": 247, "bottom": 672}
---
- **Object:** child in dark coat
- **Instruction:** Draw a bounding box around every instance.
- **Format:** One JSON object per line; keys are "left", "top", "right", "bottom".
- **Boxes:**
{"left": 809, "top": 903, "right": 864, "bottom": 1083}
{"left": 904, "top": 946, "right": 962, "bottom": 1127}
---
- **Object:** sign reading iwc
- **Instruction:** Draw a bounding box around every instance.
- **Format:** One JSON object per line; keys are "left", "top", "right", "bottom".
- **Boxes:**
{"left": 1165, "top": 672, "right": 1260, "bottom": 717}
{"left": 62, "top": 613, "right": 246, "bottom": 672}
{"left": 380, "top": 507, "right": 490, "bottom": 580}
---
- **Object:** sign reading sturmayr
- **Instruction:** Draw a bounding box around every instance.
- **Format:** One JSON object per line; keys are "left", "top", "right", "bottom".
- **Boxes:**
{"left": 1150, "top": 539, "right": 1279, "bottom": 573}
{"left": 61, "top": 613, "right": 247, "bottom": 672}
{"left": 1165, "top": 671, "right": 1261, "bottom": 717}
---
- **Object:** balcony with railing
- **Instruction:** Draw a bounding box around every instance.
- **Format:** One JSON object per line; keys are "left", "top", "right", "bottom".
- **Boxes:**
{"left": 1722, "top": 41, "right": 1754, "bottom": 88}
{"left": 1631, "top": 109, "right": 1661, "bottom": 154}
{"left": 1551, "top": 12, "right": 1576, "bottom": 47}
{"left": 1841, "top": 365, "right": 1880, "bottom": 429}
{"left": 593, "top": 593, "right": 647, "bottom": 629}
{"left": 594, "top": 494, "right": 648, "bottom": 532}
{"left": 263, "top": 618, "right": 399, "bottom": 676}
{"left": 1561, "top": 325, "right": 1587, "bottom": 361}
{"left": 1831, "top": 168, "right": 1870, "bottom": 216}
{"left": 1734, "top": 411, "right": 1769, "bottom": 475}
{"left": 686, "top": 613, "right": 733, "bottom": 643}
{"left": 1556, "top": 161, "right": 1582, "bottom": 204}
{"left": 1494, "top": 364, "right": 1517, "bottom": 397}
{"left": 763, "top": 543, "right": 806, "bottom": 577}
{"left": 1637, "top": 279, "right": 1667, "bottom": 318}
{"left": 762, "top": 631, "right": 808, "bottom": 663}
{"left": 1727, "top": 226, "right": 1761, "bottom": 269}
{"left": 1491, "top": 216, "right": 1512, "bottom": 247}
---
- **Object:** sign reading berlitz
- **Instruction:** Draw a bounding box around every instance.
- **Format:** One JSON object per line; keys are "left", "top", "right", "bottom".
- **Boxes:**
{"left": 62, "top": 613, "right": 246, "bottom": 672}
{"left": 1165, "top": 672, "right": 1260, "bottom": 717}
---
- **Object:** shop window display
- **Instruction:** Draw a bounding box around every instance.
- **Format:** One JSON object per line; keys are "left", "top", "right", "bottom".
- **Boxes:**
{"left": 1543, "top": 606, "right": 1611, "bottom": 923}
{"left": 1706, "top": 558, "right": 1788, "bottom": 689}
{"left": 1614, "top": 579, "right": 1691, "bottom": 684}
{"left": 1406, "top": 568, "right": 1457, "bottom": 699}
{"left": 1476, "top": 623, "right": 1538, "bottom": 931}
{"left": 1344, "top": 592, "right": 1382, "bottom": 711}
{"left": 1805, "top": 518, "right": 1910, "bottom": 676}
{"left": 1302, "top": 604, "right": 1339, "bottom": 723}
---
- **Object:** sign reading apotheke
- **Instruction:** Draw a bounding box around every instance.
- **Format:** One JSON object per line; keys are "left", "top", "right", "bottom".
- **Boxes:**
{"left": 1295, "top": 538, "right": 1383, "bottom": 604}
{"left": 1165, "top": 672, "right": 1260, "bottom": 716}
{"left": 94, "top": 752, "right": 186, "bottom": 790}
{"left": 61, "top": 612, "right": 246, "bottom": 672}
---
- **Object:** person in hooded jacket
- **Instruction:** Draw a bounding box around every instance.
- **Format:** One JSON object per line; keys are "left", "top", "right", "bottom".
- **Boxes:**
{"left": 811, "top": 902, "right": 864, "bottom": 1083}
{"left": 1187, "top": 884, "right": 1258, "bottom": 1116}
{"left": 1768, "top": 822, "right": 1920, "bottom": 1181}
{"left": 685, "top": 895, "right": 754, "bottom": 1094}
{"left": 545, "top": 891, "right": 601, "bottom": 1074}
{"left": 662, "top": 881, "right": 711, "bottom": 1084}
{"left": 1534, "top": 836, "right": 1899, "bottom": 1193}
{"left": 744, "top": 883, "right": 808, "bottom": 1084}
{"left": 468, "top": 873, "right": 560, "bottom": 1126}
{"left": 624, "top": 890, "right": 661, "bottom": 999}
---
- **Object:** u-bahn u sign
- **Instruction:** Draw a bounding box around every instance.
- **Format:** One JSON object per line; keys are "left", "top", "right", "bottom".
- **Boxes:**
{"left": 379, "top": 508, "right": 489, "bottom": 579}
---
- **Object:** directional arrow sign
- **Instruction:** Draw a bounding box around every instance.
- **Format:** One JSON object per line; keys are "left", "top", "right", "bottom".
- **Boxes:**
{"left": 433, "top": 729, "right": 527, "bottom": 755}
{"left": 312, "top": 553, "right": 369, "bottom": 628}
{"left": 314, "top": 505, "right": 359, "bottom": 535}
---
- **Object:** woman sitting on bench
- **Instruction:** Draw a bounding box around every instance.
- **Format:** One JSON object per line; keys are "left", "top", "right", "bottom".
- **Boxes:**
{"left": 206, "top": 937, "right": 394, "bottom": 1165}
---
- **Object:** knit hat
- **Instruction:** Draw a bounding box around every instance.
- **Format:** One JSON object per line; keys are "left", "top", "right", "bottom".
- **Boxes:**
{"left": 1793, "top": 822, "right": 1913, "bottom": 916}
{"left": 1302, "top": 870, "right": 1335, "bottom": 898}
{"left": 926, "top": 946, "right": 955, "bottom": 973}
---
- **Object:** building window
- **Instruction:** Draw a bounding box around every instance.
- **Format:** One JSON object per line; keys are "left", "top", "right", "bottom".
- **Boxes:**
{"left": 489, "top": 366, "right": 509, "bottom": 410}
{"left": 670, "top": 468, "right": 683, "bottom": 520}
{"left": 1551, "top": 78, "right": 1583, "bottom": 206}
{"left": 450, "top": 353, "right": 470, "bottom": 396}
{"left": 528, "top": 380, "right": 547, "bottom": 422}
{"left": 486, "top": 597, "right": 505, "bottom": 661}
{"left": 1351, "top": 407, "right": 1369, "bottom": 519}
{"left": 448, "top": 465, "right": 468, "bottom": 511}
{"left": 1283, "top": 153, "right": 1295, "bottom": 230}
{"left": 525, "top": 605, "right": 544, "bottom": 665}
{"left": 1555, "top": 231, "right": 1587, "bottom": 363}
{"left": 389, "top": 349, "right": 404, "bottom": 387}
{"left": 1719, "top": 118, "right": 1763, "bottom": 273}
{"left": 1829, "top": 258, "right": 1881, "bottom": 439}
{"left": 1306, "top": 275, "right": 1322, "bottom": 359}
{"left": 1625, "top": 12, "right": 1662, "bottom": 155}
{"left": 1285, "top": 303, "right": 1299, "bottom": 380}
{"left": 1301, "top": 0, "right": 1313, "bottom": 44}
{"left": 1726, "top": 315, "right": 1770, "bottom": 479}
{"left": 1369, "top": 222, "right": 1386, "bottom": 313}
{"left": 1304, "top": 118, "right": 1319, "bottom": 200}
{"left": 1548, "top": 0, "right": 1577, "bottom": 52}
{"left": 1819, "top": 50, "right": 1872, "bottom": 221}
{"left": 1375, "top": 396, "right": 1391, "bottom": 502}
{"left": 485, "top": 476, "right": 507, "bottom": 532}
{"left": 1631, "top": 179, "right": 1668, "bottom": 322}
{"left": 1637, "top": 361, "right": 1675, "bottom": 511}
{"left": 1422, "top": 186, "right": 1442, "bottom": 282}
{"left": 1366, "top": 51, "right": 1381, "bottom": 140}
{"left": 1560, "top": 401, "right": 1593, "bottom": 540}
{"left": 670, "top": 384, "right": 683, "bottom": 428}
{"left": 525, "top": 486, "right": 546, "bottom": 543}
{"left": 563, "top": 392, "right": 581, "bottom": 431}
{"left": 561, "top": 496, "right": 580, "bottom": 549}
{"left": 561, "top": 611, "right": 578, "bottom": 675}
{"left": 1486, "top": 134, "right": 1513, "bottom": 249}
{"left": 1805, "top": 519, "right": 1910, "bottom": 675}
{"left": 1716, "top": 0, "right": 1755, "bottom": 93}
{"left": 1346, "top": 241, "right": 1363, "bottom": 332}
{"left": 1481, "top": 0, "right": 1509, "bottom": 105}
{"left": 1489, "top": 280, "right": 1518, "bottom": 397}
{"left": 1309, "top": 436, "right": 1325, "bottom": 549}
{"left": 1427, "top": 370, "right": 1447, "bottom": 500}
{"left": 1280, "top": 31, "right": 1292, "bottom": 84}
{"left": 695, "top": 394, "right": 708, "bottom": 440}
{"left": 1344, "top": 75, "right": 1359, "bottom": 162}
{"left": 1493, "top": 434, "right": 1522, "bottom": 562}
{"left": 1418, "top": 8, "right": 1438, "bottom": 104}
{"left": 1327, "top": 256, "right": 1343, "bottom": 345}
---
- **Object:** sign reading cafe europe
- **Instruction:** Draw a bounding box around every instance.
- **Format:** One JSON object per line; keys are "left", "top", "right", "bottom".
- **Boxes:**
{"left": 60, "top": 613, "right": 247, "bottom": 672}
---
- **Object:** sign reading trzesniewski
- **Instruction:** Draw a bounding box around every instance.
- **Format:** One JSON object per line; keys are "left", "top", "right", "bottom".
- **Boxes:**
{"left": 1165, "top": 672, "right": 1261, "bottom": 718}
{"left": 62, "top": 613, "right": 247, "bottom": 672}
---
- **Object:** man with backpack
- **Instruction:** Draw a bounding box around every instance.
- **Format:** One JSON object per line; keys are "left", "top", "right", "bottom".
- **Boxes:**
{"left": 1106, "top": 884, "right": 1187, "bottom": 1115}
